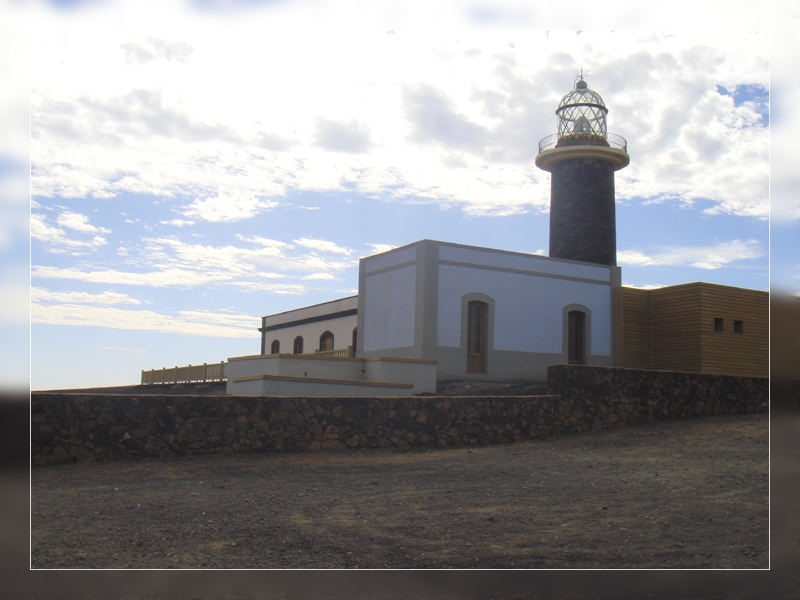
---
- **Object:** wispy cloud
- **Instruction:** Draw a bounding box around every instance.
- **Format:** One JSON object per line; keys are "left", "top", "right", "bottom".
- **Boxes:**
{"left": 303, "top": 272, "right": 336, "bottom": 281}
{"left": 56, "top": 211, "right": 110, "bottom": 234}
{"left": 31, "top": 303, "right": 256, "bottom": 338}
{"left": 31, "top": 213, "right": 107, "bottom": 253}
{"left": 365, "top": 243, "right": 397, "bottom": 255}
{"left": 185, "top": 192, "right": 279, "bottom": 223}
{"left": 293, "top": 237, "right": 354, "bottom": 256}
{"left": 159, "top": 218, "right": 196, "bottom": 227}
{"left": 121, "top": 38, "right": 192, "bottom": 64}
{"left": 31, "top": 266, "right": 232, "bottom": 287}
{"left": 31, "top": 287, "right": 143, "bottom": 305}
{"left": 618, "top": 239, "right": 765, "bottom": 270}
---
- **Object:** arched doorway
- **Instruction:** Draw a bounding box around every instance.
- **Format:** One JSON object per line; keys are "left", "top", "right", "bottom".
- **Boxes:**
{"left": 567, "top": 310, "right": 586, "bottom": 364}
{"left": 270, "top": 340, "right": 280, "bottom": 354}
{"left": 319, "top": 331, "right": 334, "bottom": 352}
{"left": 293, "top": 336, "right": 304, "bottom": 354}
{"left": 466, "top": 300, "right": 488, "bottom": 373}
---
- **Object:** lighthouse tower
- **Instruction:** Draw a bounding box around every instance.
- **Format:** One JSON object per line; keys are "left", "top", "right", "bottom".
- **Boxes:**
{"left": 535, "top": 76, "right": 629, "bottom": 266}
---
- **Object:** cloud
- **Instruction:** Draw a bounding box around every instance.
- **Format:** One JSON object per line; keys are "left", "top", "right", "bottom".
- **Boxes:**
{"left": 229, "top": 281, "right": 306, "bottom": 295}
{"left": 617, "top": 239, "right": 765, "bottom": 270}
{"left": 32, "top": 231, "right": 356, "bottom": 293}
{"left": 30, "top": 213, "right": 107, "bottom": 252}
{"left": 365, "top": 243, "right": 397, "bottom": 255}
{"left": 177, "top": 309, "right": 258, "bottom": 330}
{"left": 303, "top": 272, "right": 336, "bottom": 281}
{"left": 159, "top": 218, "right": 196, "bottom": 227}
{"left": 31, "top": 266, "right": 232, "bottom": 287}
{"left": 314, "top": 119, "right": 372, "bottom": 153}
{"left": 26, "top": 18, "right": 769, "bottom": 221}
{"left": 185, "top": 192, "right": 279, "bottom": 223}
{"left": 293, "top": 237, "right": 353, "bottom": 256}
{"left": 621, "top": 282, "right": 665, "bottom": 290}
{"left": 31, "top": 287, "right": 143, "bottom": 305}
{"left": 30, "top": 302, "right": 256, "bottom": 339}
{"left": 56, "top": 211, "right": 111, "bottom": 234}
{"left": 121, "top": 38, "right": 192, "bottom": 64}
{"left": 404, "top": 85, "right": 491, "bottom": 152}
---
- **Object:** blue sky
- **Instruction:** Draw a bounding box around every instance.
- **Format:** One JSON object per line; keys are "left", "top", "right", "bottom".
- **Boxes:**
{"left": 4, "top": 1, "right": 791, "bottom": 390}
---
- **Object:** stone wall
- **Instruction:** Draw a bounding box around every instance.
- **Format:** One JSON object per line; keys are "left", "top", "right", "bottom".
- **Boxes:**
{"left": 546, "top": 364, "right": 768, "bottom": 428}
{"left": 31, "top": 365, "right": 768, "bottom": 465}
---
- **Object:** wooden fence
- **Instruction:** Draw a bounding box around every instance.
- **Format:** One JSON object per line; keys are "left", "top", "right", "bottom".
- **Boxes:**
{"left": 141, "top": 361, "right": 227, "bottom": 384}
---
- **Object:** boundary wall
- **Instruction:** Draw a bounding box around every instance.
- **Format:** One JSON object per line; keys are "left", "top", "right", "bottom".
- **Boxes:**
{"left": 32, "top": 365, "right": 768, "bottom": 465}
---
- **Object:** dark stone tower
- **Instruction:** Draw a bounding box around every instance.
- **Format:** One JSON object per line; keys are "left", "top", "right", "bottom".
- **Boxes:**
{"left": 535, "top": 77, "right": 629, "bottom": 266}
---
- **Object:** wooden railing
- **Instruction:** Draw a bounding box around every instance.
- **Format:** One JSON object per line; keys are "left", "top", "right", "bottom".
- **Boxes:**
{"left": 313, "top": 346, "right": 354, "bottom": 358}
{"left": 141, "top": 361, "right": 227, "bottom": 384}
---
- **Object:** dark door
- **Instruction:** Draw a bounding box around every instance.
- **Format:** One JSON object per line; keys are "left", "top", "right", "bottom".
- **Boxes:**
{"left": 319, "top": 331, "right": 334, "bottom": 351}
{"left": 466, "top": 301, "right": 488, "bottom": 373}
{"left": 568, "top": 310, "right": 585, "bottom": 364}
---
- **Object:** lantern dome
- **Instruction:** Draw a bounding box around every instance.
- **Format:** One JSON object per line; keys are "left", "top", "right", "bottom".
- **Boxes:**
{"left": 555, "top": 78, "right": 608, "bottom": 143}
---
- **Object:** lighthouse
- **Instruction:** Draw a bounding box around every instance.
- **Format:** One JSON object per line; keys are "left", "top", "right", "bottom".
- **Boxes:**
{"left": 535, "top": 76, "right": 629, "bottom": 266}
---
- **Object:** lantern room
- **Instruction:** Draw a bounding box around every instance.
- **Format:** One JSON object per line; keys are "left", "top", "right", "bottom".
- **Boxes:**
{"left": 555, "top": 78, "right": 608, "bottom": 144}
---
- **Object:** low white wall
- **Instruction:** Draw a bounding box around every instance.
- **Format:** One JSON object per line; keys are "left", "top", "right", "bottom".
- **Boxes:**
{"left": 364, "top": 359, "right": 437, "bottom": 394}
{"left": 227, "top": 354, "right": 437, "bottom": 396}
{"left": 230, "top": 376, "right": 414, "bottom": 397}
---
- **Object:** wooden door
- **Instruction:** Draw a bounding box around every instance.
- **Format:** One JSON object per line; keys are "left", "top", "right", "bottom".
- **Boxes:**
{"left": 466, "top": 301, "right": 488, "bottom": 373}
{"left": 568, "top": 310, "right": 585, "bottom": 364}
{"left": 320, "top": 331, "right": 334, "bottom": 351}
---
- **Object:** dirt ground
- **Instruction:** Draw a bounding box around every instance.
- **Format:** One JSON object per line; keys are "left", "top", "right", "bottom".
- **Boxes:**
{"left": 31, "top": 412, "right": 768, "bottom": 569}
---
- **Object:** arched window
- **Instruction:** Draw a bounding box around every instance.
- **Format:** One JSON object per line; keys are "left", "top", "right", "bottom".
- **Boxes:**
{"left": 319, "top": 331, "right": 334, "bottom": 352}
{"left": 567, "top": 310, "right": 586, "bottom": 365}
{"left": 466, "top": 300, "right": 488, "bottom": 373}
{"left": 351, "top": 327, "right": 358, "bottom": 357}
{"left": 270, "top": 340, "right": 280, "bottom": 354}
{"left": 293, "top": 336, "right": 303, "bottom": 355}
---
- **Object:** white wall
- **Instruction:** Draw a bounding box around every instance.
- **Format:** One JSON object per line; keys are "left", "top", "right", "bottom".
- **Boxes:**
{"left": 439, "top": 244, "right": 611, "bottom": 282}
{"left": 362, "top": 264, "right": 416, "bottom": 351}
{"left": 436, "top": 263, "right": 612, "bottom": 357}
{"left": 264, "top": 296, "right": 357, "bottom": 327}
{"left": 364, "top": 244, "right": 417, "bottom": 273}
{"left": 264, "top": 313, "right": 357, "bottom": 355}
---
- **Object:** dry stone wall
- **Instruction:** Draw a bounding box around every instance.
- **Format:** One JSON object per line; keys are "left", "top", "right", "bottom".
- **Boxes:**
{"left": 31, "top": 365, "right": 768, "bottom": 465}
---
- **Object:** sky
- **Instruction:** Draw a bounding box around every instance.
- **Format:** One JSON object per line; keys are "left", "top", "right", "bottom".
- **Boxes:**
{"left": 1, "top": 1, "right": 796, "bottom": 390}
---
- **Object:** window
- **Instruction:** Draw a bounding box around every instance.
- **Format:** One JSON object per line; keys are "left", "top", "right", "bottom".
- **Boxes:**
{"left": 734, "top": 320, "right": 743, "bottom": 334}
{"left": 319, "top": 331, "right": 334, "bottom": 352}
{"left": 352, "top": 327, "right": 357, "bottom": 357}
{"left": 270, "top": 340, "right": 280, "bottom": 354}
{"left": 466, "top": 300, "right": 488, "bottom": 373}
{"left": 714, "top": 318, "right": 723, "bottom": 332}
{"left": 293, "top": 336, "right": 303, "bottom": 354}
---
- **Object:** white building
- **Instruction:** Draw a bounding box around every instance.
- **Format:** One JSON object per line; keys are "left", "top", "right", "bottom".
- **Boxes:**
{"left": 227, "top": 77, "right": 626, "bottom": 396}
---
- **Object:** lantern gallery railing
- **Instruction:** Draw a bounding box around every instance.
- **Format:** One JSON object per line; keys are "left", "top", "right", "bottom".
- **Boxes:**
{"left": 314, "top": 346, "right": 354, "bottom": 358}
{"left": 141, "top": 361, "right": 227, "bottom": 384}
{"left": 538, "top": 132, "right": 627, "bottom": 154}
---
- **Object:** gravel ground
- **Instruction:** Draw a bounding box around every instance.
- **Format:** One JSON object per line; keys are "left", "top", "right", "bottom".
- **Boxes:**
{"left": 31, "top": 412, "right": 768, "bottom": 570}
